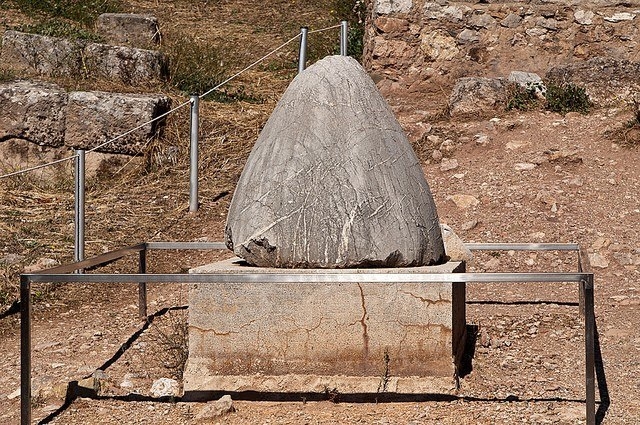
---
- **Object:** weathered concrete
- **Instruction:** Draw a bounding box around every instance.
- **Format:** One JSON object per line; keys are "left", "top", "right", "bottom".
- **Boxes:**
{"left": 225, "top": 55, "right": 444, "bottom": 268}
{"left": 184, "top": 258, "right": 466, "bottom": 397}
{"left": 65, "top": 91, "right": 170, "bottom": 155}
{"left": 96, "top": 13, "right": 160, "bottom": 48}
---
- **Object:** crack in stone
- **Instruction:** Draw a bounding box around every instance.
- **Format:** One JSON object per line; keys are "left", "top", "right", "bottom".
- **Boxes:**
{"left": 189, "top": 319, "right": 256, "bottom": 336}
{"left": 357, "top": 283, "right": 369, "bottom": 361}
{"left": 401, "top": 291, "right": 448, "bottom": 306}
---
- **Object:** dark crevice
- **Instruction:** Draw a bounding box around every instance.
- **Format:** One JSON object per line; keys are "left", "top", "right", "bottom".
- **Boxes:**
{"left": 595, "top": 322, "right": 610, "bottom": 424}
{"left": 0, "top": 299, "right": 20, "bottom": 319}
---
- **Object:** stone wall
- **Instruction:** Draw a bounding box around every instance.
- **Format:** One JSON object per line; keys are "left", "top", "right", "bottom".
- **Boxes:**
{"left": 365, "top": 0, "right": 640, "bottom": 102}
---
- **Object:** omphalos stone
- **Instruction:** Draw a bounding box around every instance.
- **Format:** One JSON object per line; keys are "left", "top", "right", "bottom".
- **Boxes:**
{"left": 225, "top": 55, "right": 444, "bottom": 268}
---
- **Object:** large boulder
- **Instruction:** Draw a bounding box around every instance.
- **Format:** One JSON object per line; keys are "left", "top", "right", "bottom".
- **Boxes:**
{"left": 546, "top": 57, "right": 640, "bottom": 106}
{"left": 225, "top": 55, "right": 445, "bottom": 268}
{"left": 65, "top": 91, "right": 171, "bottom": 155}
{"left": 0, "top": 80, "right": 68, "bottom": 147}
{"left": 448, "top": 77, "right": 508, "bottom": 118}
{"left": 83, "top": 43, "right": 167, "bottom": 85}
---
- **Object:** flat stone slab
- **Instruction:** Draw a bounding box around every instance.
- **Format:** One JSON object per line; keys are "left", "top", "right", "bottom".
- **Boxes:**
{"left": 184, "top": 258, "right": 465, "bottom": 398}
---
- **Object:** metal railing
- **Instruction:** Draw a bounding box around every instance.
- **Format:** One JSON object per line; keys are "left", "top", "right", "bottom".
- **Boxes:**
{"left": 3, "top": 21, "right": 351, "bottom": 263}
{"left": 19, "top": 242, "right": 597, "bottom": 424}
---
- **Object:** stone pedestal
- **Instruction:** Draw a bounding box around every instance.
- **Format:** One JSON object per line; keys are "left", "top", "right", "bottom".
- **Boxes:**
{"left": 184, "top": 258, "right": 466, "bottom": 399}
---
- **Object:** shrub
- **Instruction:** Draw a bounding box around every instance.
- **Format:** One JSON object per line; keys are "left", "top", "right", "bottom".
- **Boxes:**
{"left": 545, "top": 82, "right": 591, "bottom": 115}
{"left": 332, "top": 0, "right": 365, "bottom": 60}
{"left": 0, "top": 68, "right": 15, "bottom": 82}
{"left": 506, "top": 82, "right": 543, "bottom": 111}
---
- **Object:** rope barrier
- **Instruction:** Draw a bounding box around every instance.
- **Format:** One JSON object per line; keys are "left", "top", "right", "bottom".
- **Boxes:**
{"left": 0, "top": 24, "right": 339, "bottom": 180}
{"left": 199, "top": 32, "right": 301, "bottom": 99}
{"left": 0, "top": 155, "right": 80, "bottom": 179}
{"left": 308, "top": 23, "right": 342, "bottom": 34}
{"left": 86, "top": 100, "right": 191, "bottom": 154}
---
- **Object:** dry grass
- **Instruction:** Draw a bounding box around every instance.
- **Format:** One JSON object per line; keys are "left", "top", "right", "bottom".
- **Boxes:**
{"left": 0, "top": 0, "right": 348, "bottom": 308}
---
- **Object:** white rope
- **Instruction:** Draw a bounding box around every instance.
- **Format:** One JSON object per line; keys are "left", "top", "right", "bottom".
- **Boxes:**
{"left": 199, "top": 32, "right": 302, "bottom": 99}
{"left": 85, "top": 100, "right": 191, "bottom": 154}
{"left": 0, "top": 155, "right": 79, "bottom": 179}
{"left": 308, "top": 23, "right": 342, "bottom": 34}
{"left": 0, "top": 25, "right": 338, "bottom": 180}
{"left": 0, "top": 100, "right": 191, "bottom": 180}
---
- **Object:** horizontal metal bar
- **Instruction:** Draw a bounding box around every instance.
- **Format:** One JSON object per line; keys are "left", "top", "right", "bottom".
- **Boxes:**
{"left": 465, "top": 243, "right": 580, "bottom": 251}
{"left": 30, "top": 243, "right": 147, "bottom": 274}
{"left": 22, "top": 272, "right": 592, "bottom": 284}
{"left": 146, "top": 241, "right": 227, "bottom": 250}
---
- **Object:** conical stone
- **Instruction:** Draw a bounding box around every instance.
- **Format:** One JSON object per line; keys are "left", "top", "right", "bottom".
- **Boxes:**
{"left": 225, "top": 55, "right": 445, "bottom": 268}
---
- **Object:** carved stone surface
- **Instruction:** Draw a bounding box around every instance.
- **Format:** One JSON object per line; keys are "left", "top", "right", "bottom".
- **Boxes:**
{"left": 0, "top": 30, "right": 167, "bottom": 85}
{"left": 184, "top": 258, "right": 466, "bottom": 397}
{"left": 225, "top": 55, "right": 445, "bottom": 268}
{"left": 65, "top": 91, "right": 170, "bottom": 155}
{"left": 0, "top": 31, "right": 81, "bottom": 77}
{"left": 96, "top": 13, "right": 161, "bottom": 49}
{"left": 0, "top": 81, "right": 68, "bottom": 147}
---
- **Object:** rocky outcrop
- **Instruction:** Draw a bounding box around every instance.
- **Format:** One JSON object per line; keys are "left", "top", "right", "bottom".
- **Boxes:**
{"left": 1, "top": 30, "right": 167, "bottom": 85}
{"left": 547, "top": 57, "right": 640, "bottom": 107}
{"left": 96, "top": 13, "right": 160, "bottom": 49}
{"left": 225, "top": 55, "right": 445, "bottom": 268}
{"left": 365, "top": 1, "right": 640, "bottom": 104}
{"left": 448, "top": 77, "right": 508, "bottom": 118}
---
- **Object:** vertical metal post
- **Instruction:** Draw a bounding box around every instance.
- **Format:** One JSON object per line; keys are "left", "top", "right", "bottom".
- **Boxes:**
{"left": 584, "top": 274, "right": 596, "bottom": 425}
{"left": 20, "top": 275, "right": 31, "bottom": 425}
{"left": 340, "top": 20, "right": 348, "bottom": 56}
{"left": 189, "top": 95, "right": 199, "bottom": 213}
{"left": 74, "top": 149, "right": 85, "bottom": 264}
{"left": 298, "top": 27, "right": 309, "bottom": 74}
{"left": 138, "top": 247, "right": 148, "bottom": 320}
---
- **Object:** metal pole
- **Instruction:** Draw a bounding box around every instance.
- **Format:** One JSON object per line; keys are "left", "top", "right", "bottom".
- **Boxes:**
{"left": 584, "top": 275, "right": 596, "bottom": 425}
{"left": 20, "top": 275, "right": 31, "bottom": 425}
{"left": 340, "top": 20, "right": 348, "bottom": 56}
{"left": 298, "top": 27, "right": 309, "bottom": 74}
{"left": 189, "top": 95, "right": 199, "bottom": 213}
{"left": 74, "top": 149, "right": 85, "bottom": 264}
{"left": 138, "top": 247, "right": 148, "bottom": 320}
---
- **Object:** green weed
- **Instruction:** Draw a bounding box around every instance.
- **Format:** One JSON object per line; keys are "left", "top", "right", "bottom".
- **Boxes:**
{"left": 7, "top": 0, "right": 121, "bottom": 26}
{"left": 332, "top": 0, "right": 365, "bottom": 60}
{"left": 545, "top": 82, "right": 591, "bottom": 115}
{"left": 506, "top": 82, "right": 543, "bottom": 111}
{"left": 167, "top": 36, "right": 226, "bottom": 99}
{"left": 0, "top": 68, "right": 15, "bottom": 82}
{"left": 17, "top": 20, "right": 104, "bottom": 41}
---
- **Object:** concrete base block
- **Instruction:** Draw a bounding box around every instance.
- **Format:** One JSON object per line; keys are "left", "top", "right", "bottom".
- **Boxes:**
{"left": 184, "top": 258, "right": 465, "bottom": 398}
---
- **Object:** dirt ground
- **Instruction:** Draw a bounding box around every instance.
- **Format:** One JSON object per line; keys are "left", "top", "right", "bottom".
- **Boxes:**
{"left": 2, "top": 1, "right": 640, "bottom": 424}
